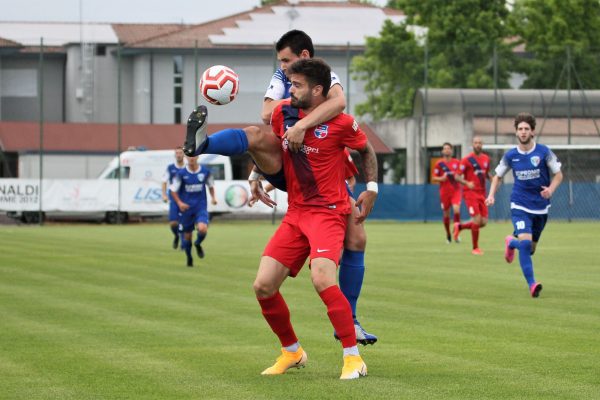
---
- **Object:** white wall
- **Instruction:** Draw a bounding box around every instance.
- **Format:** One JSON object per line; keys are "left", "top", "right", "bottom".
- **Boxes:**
{"left": 18, "top": 154, "right": 114, "bottom": 179}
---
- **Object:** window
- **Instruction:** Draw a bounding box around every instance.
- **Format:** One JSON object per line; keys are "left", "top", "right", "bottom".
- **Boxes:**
{"left": 173, "top": 56, "right": 183, "bottom": 123}
{"left": 96, "top": 45, "right": 106, "bottom": 56}
{"left": 106, "top": 166, "right": 130, "bottom": 179}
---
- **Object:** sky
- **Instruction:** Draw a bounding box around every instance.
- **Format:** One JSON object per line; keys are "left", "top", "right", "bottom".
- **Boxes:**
{"left": 0, "top": 0, "right": 388, "bottom": 24}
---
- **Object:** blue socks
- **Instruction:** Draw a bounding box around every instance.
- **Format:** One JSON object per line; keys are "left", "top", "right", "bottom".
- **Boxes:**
{"left": 195, "top": 232, "right": 206, "bottom": 246}
{"left": 204, "top": 128, "right": 248, "bottom": 156}
{"left": 339, "top": 249, "right": 365, "bottom": 319}
{"left": 182, "top": 238, "right": 192, "bottom": 259}
{"left": 518, "top": 240, "right": 535, "bottom": 286}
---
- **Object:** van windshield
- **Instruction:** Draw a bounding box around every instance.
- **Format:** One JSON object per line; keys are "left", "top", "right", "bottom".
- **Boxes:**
{"left": 103, "top": 166, "right": 131, "bottom": 179}
{"left": 205, "top": 164, "right": 225, "bottom": 180}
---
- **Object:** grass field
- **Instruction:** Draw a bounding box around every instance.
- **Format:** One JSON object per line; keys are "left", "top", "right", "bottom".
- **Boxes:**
{"left": 0, "top": 220, "right": 598, "bottom": 399}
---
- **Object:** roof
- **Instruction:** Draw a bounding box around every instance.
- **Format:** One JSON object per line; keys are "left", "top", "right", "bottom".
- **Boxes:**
{"left": 474, "top": 117, "right": 600, "bottom": 139}
{"left": 414, "top": 89, "right": 600, "bottom": 118}
{"left": 0, "top": 121, "right": 393, "bottom": 154}
{"left": 0, "top": 1, "right": 404, "bottom": 51}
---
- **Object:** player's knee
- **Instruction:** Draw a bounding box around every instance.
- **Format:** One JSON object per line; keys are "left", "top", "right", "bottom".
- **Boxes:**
{"left": 344, "top": 229, "right": 366, "bottom": 251}
{"left": 253, "top": 279, "right": 277, "bottom": 298}
{"left": 197, "top": 225, "right": 208, "bottom": 235}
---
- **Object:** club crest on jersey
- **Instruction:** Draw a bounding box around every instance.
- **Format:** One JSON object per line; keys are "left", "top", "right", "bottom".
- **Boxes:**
{"left": 197, "top": 173, "right": 205, "bottom": 182}
{"left": 314, "top": 124, "right": 328, "bottom": 139}
{"left": 530, "top": 156, "right": 540, "bottom": 167}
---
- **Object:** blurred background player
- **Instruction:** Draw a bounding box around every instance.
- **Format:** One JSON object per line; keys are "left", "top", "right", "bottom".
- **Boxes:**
{"left": 253, "top": 58, "right": 378, "bottom": 380}
{"left": 455, "top": 136, "right": 491, "bottom": 255}
{"left": 432, "top": 142, "right": 462, "bottom": 243}
{"left": 184, "top": 30, "right": 377, "bottom": 344}
{"left": 486, "top": 113, "right": 562, "bottom": 297}
{"left": 162, "top": 146, "right": 186, "bottom": 249}
{"left": 170, "top": 155, "right": 217, "bottom": 267}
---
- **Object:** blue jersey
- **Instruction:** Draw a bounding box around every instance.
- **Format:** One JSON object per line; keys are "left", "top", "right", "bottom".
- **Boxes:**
{"left": 170, "top": 165, "right": 213, "bottom": 212}
{"left": 162, "top": 162, "right": 184, "bottom": 199}
{"left": 264, "top": 68, "right": 341, "bottom": 101}
{"left": 495, "top": 143, "right": 561, "bottom": 214}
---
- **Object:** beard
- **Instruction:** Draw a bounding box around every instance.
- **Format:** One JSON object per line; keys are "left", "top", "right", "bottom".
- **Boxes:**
{"left": 290, "top": 95, "right": 310, "bottom": 109}
{"left": 518, "top": 136, "right": 532, "bottom": 145}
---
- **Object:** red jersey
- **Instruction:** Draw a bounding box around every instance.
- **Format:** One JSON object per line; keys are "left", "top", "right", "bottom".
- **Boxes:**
{"left": 459, "top": 152, "right": 490, "bottom": 196}
{"left": 344, "top": 149, "right": 358, "bottom": 179}
{"left": 433, "top": 157, "right": 460, "bottom": 194}
{"left": 271, "top": 100, "right": 368, "bottom": 214}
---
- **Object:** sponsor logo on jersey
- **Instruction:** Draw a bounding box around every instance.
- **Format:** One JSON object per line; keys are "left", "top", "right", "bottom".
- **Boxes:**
{"left": 530, "top": 155, "right": 540, "bottom": 167}
{"left": 515, "top": 169, "right": 541, "bottom": 180}
{"left": 314, "top": 124, "right": 329, "bottom": 139}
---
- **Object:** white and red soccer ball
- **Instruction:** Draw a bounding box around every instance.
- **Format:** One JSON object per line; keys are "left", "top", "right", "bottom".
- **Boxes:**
{"left": 199, "top": 65, "right": 239, "bottom": 105}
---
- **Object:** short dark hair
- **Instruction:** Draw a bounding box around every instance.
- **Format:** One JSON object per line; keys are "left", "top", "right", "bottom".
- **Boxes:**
{"left": 442, "top": 142, "right": 453, "bottom": 149}
{"left": 514, "top": 112, "right": 536, "bottom": 130}
{"left": 288, "top": 58, "right": 331, "bottom": 97}
{"left": 275, "top": 30, "right": 314, "bottom": 58}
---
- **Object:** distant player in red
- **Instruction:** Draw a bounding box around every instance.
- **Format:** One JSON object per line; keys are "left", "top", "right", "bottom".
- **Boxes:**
{"left": 455, "top": 136, "right": 491, "bottom": 255}
{"left": 432, "top": 142, "right": 462, "bottom": 243}
{"left": 253, "top": 58, "right": 378, "bottom": 380}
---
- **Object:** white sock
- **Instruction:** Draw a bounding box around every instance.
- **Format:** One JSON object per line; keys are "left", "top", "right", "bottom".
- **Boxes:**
{"left": 284, "top": 342, "right": 300, "bottom": 352}
{"left": 343, "top": 346, "right": 359, "bottom": 356}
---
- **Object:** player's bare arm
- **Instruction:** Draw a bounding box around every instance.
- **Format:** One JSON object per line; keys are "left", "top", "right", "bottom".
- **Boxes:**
{"left": 284, "top": 84, "right": 346, "bottom": 153}
{"left": 209, "top": 186, "right": 218, "bottom": 205}
{"left": 161, "top": 182, "right": 168, "bottom": 203}
{"left": 541, "top": 171, "right": 563, "bottom": 199}
{"left": 261, "top": 98, "right": 285, "bottom": 125}
{"left": 431, "top": 174, "right": 447, "bottom": 183}
{"left": 485, "top": 175, "right": 503, "bottom": 206}
{"left": 456, "top": 173, "right": 474, "bottom": 189}
{"left": 354, "top": 142, "right": 378, "bottom": 223}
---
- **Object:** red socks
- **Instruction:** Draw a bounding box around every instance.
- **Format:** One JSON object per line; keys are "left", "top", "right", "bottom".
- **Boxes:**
{"left": 443, "top": 216, "right": 451, "bottom": 237}
{"left": 453, "top": 212, "right": 461, "bottom": 223}
{"left": 257, "top": 292, "right": 298, "bottom": 347}
{"left": 471, "top": 223, "right": 480, "bottom": 249}
{"left": 319, "top": 285, "right": 357, "bottom": 348}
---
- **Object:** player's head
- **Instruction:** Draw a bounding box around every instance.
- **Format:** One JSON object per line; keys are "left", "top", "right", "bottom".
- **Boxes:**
{"left": 288, "top": 58, "right": 331, "bottom": 109}
{"left": 174, "top": 146, "right": 184, "bottom": 163}
{"left": 514, "top": 112, "right": 536, "bottom": 145}
{"left": 186, "top": 155, "right": 198, "bottom": 168}
{"left": 472, "top": 136, "right": 484, "bottom": 155}
{"left": 442, "top": 142, "right": 453, "bottom": 157}
{"left": 276, "top": 30, "right": 314, "bottom": 77}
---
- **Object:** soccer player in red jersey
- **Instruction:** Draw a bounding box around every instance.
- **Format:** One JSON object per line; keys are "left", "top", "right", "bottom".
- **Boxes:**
{"left": 432, "top": 142, "right": 462, "bottom": 243}
{"left": 253, "top": 58, "right": 378, "bottom": 380}
{"left": 455, "top": 136, "right": 491, "bottom": 255}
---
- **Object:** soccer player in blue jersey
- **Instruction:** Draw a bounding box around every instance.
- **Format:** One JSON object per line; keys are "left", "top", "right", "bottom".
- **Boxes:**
{"left": 183, "top": 30, "right": 377, "bottom": 344}
{"left": 162, "top": 146, "right": 186, "bottom": 249}
{"left": 485, "top": 113, "right": 563, "bottom": 297}
{"left": 170, "top": 155, "right": 218, "bottom": 267}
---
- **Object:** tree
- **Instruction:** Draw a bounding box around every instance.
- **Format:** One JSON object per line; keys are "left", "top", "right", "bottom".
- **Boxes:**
{"left": 353, "top": 0, "right": 513, "bottom": 119}
{"left": 352, "top": 20, "right": 424, "bottom": 120}
{"left": 509, "top": 0, "right": 600, "bottom": 89}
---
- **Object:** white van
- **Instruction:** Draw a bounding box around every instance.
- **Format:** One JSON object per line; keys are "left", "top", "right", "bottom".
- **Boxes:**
{"left": 98, "top": 150, "right": 232, "bottom": 182}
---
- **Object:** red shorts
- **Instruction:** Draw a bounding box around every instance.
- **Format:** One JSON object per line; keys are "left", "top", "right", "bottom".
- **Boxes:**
{"left": 440, "top": 189, "right": 461, "bottom": 210}
{"left": 263, "top": 208, "right": 347, "bottom": 277}
{"left": 464, "top": 193, "right": 488, "bottom": 218}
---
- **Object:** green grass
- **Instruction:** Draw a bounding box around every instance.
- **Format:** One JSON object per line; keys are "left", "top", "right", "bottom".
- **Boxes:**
{"left": 0, "top": 220, "right": 598, "bottom": 399}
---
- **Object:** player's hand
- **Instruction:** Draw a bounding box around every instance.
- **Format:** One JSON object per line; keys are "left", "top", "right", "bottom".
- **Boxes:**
{"left": 162, "top": 195, "right": 168, "bottom": 203}
{"left": 466, "top": 181, "right": 475, "bottom": 189}
{"left": 283, "top": 124, "right": 306, "bottom": 153}
{"left": 354, "top": 190, "right": 377, "bottom": 224}
{"left": 540, "top": 186, "right": 553, "bottom": 199}
{"left": 178, "top": 202, "right": 190, "bottom": 212}
{"left": 211, "top": 198, "right": 218, "bottom": 205}
{"left": 485, "top": 196, "right": 495, "bottom": 206}
{"left": 440, "top": 174, "right": 448, "bottom": 182}
{"left": 248, "top": 180, "right": 277, "bottom": 208}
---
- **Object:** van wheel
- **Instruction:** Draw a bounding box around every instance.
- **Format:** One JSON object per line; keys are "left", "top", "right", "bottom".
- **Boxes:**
{"left": 105, "top": 211, "right": 129, "bottom": 224}
{"left": 22, "top": 211, "right": 44, "bottom": 224}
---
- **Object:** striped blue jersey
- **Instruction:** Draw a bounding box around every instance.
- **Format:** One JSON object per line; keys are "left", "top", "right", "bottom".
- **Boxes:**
{"left": 264, "top": 68, "right": 341, "bottom": 101}
{"left": 170, "top": 165, "right": 214, "bottom": 211}
{"left": 494, "top": 143, "right": 561, "bottom": 214}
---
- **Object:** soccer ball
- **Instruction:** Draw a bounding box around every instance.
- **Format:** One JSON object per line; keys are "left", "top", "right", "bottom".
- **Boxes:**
{"left": 199, "top": 65, "right": 239, "bottom": 105}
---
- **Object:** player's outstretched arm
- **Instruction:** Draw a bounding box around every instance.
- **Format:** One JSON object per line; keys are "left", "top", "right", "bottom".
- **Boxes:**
{"left": 485, "top": 175, "right": 502, "bottom": 206}
{"left": 354, "top": 142, "right": 378, "bottom": 223}
{"left": 284, "top": 85, "right": 346, "bottom": 153}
